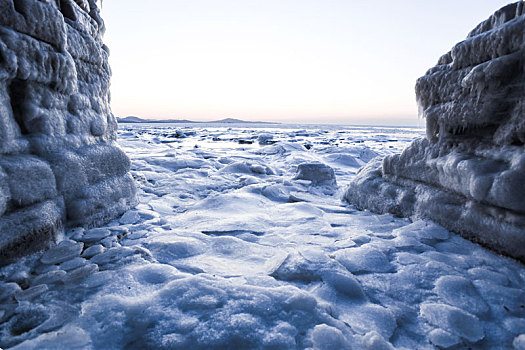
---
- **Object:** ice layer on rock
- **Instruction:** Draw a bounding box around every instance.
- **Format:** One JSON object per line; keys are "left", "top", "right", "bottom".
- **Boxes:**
{"left": 345, "top": 1, "right": 525, "bottom": 261}
{"left": 0, "top": 0, "right": 137, "bottom": 264}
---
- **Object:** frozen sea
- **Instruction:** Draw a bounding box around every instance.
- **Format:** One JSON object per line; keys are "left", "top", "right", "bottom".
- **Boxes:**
{"left": 1, "top": 123, "right": 525, "bottom": 349}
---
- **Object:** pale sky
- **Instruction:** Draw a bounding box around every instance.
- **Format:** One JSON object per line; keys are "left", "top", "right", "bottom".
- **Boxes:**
{"left": 101, "top": 0, "right": 512, "bottom": 125}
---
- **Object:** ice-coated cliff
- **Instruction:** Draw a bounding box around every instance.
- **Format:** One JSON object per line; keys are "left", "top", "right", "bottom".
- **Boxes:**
{"left": 345, "top": 2, "right": 525, "bottom": 261}
{"left": 0, "top": 0, "right": 136, "bottom": 264}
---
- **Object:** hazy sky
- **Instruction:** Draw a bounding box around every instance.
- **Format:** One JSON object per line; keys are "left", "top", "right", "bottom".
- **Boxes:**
{"left": 101, "top": 0, "right": 512, "bottom": 125}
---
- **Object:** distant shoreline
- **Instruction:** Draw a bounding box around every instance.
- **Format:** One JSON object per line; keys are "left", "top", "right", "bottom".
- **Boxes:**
{"left": 117, "top": 116, "right": 281, "bottom": 125}
{"left": 116, "top": 116, "right": 422, "bottom": 129}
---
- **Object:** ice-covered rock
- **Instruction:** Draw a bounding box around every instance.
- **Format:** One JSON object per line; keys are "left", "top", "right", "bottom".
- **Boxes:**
{"left": 0, "top": 0, "right": 137, "bottom": 264}
{"left": 294, "top": 162, "right": 337, "bottom": 187}
{"left": 345, "top": 2, "right": 525, "bottom": 261}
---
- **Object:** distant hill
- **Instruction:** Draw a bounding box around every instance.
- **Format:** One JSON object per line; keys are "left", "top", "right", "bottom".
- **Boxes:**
{"left": 117, "top": 116, "right": 279, "bottom": 125}
{"left": 117, "top": 116, "right": 195, "bottom": 124}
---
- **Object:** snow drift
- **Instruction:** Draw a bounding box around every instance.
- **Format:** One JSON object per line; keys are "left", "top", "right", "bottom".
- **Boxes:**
{"left": 345, "top": 2, "right": 525, "bottom": 261}
{"left": 0, "top": 0, "right": 136, "bottom": 264}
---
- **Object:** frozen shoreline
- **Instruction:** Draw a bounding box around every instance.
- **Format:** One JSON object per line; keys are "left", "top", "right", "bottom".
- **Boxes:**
{"left": 1, "top": 124, "right": 524, "bottom": 349}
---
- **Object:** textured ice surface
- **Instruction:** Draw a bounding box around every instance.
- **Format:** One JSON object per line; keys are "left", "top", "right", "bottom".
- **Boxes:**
{"left": 0, "top": 0, "right": 136, "bottom": 264}
{"left": 1, "top": 124, "right": 523, "bottom": 349}
{"left": 345, "top": 2, "right": 525, "bottom": 261}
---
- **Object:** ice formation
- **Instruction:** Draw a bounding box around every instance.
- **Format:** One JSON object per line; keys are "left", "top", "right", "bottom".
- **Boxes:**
{"left": 1, "top": 124, "right": 523, "bottom": 349}
{"left": 0, "top": 0, "right": 136, "bottom": 264}
{"left": 345, "top": 2, "right": 525, "bottom": 261}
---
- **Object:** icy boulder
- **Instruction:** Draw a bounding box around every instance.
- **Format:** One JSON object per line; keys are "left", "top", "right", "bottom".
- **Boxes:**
{"left": 294, "top": 162, "right": 337, "bottom": 187}
{"left": 0, "top": 0, "right": 136, "bottom": 264}
{"left": 345, "top": 2, "right": 525, "bottom": 261}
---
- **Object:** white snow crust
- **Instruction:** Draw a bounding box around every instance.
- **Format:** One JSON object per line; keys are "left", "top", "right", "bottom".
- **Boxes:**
{"left": 1, "top": 124, "right": 524, "bottom": 349}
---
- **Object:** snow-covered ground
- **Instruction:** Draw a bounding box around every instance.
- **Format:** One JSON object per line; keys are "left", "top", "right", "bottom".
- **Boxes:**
{"left": 1, "top": 123, "right": 525, "bottom": 349}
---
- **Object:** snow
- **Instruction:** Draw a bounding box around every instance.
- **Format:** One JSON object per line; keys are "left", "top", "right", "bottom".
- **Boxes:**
{"left": 0, "top": 123, "right": 524, "bottom": 349}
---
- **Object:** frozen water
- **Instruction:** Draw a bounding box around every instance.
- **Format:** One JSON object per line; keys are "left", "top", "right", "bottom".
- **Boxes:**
{"left": 294, "top": 162, "right": 337, "bottom": 187}
{"left": 420, "top": 303, "right": 485, "bottom": 342}
{"left": 0, "top": 123, "right": 523, "bottom": 349}
{"left": 40, "top": 241, "right": 83, "bottom": 265}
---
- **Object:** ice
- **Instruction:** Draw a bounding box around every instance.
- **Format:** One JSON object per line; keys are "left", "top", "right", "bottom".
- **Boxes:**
{"left": 31, "top": 270, "right": 66, "bottom": 286}
{"left": 15, "top": 284, "right": 48, "bottom": 302}
{"left": 515, "top": 334, "right": 525, "bottom": 350}
{"left": 118, "top": 210, "right": 140, "bottom": 225}
{"left": 81, "top": 244, "right": 105, "bottom": 259}
{"left": 428, "top": 329, "right": 461, "bottom": 348}
{"left": 434, "top": 275, "right": 489, "bottom": 315}
{"left": 40, "top": 241, "right": 83, "bottom": 265}
{"left": 335, "top": 245, "right": 392, "bottom": 273}
{"left": 420, "top": 303, "right": 485, "bottom": 342}
{"left": 79, "top": 228, "right": 111, "bottom": 243}
{"left": 1, "top": 111, "right": 525, "bottom": 347}
{"left": 310, "top": 324, "right": 351, "bottom": 349}
{"left": 59, "top": 257, "right": 88, "bottom": 271}
{"left": 63, "top": 264, "right": 99, "bottom": 284}
{"left": 257, "top": 133, "right": 274, "bottom": 145}
{"left": 10, "top": 326, "right": 91, "bottom": 350}
{"left": 0, "top": 0, "right": 136, "bottom": 262}
{"left": 294, "top": 162, "right": 337, "bottom": 187}
{"left": 345, "top": 3, "right": 525, "bottom": 261}
{"left": 361, "top": 331, "right": 396, "bottom": 350}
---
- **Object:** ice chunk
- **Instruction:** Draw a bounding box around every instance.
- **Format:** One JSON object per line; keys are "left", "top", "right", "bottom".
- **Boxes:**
{"left": 334, "top": 245, "right": 392, "bottom": 273}
{"left": 89, "top": 247, "right": 135, "bottom": 266}
{"left": 311, "top": 324, "right": 350, "bottom": 349}
{"left": 63, "top": 264, "right": 99, "bottom": 284}
{"left": 434, "top": 275, "right": 489, "bottom": 315}
{"left": 40, "top": 241, "right": 83, "bottom": 265}
{"left": 514, "top": 334, "right": 525, "bottom": 350}
{"left": 0, "top": 282, "right": 21, "bottom": 302}
{"left": 219, "top": 161, "right": 274, "bottom": 175}
{"left": 428, "top": 329, "right": 461, "bottom": 349}
{"left": 257, "top": 133, "right": 274, "bottom": 145}
{"left": 420, "top": 303, "right": 485, "bottom": 342}
{"left": 119, "top": 210, "right": 140, "bottom": 225}
{"left": 147, "top": 236, "right": 206, "bottom": 262}
{"left": 10, "top": 325, "right": 91, "bottom": 350}
{"left": 78, "top": 228, "right": 111, "bottom": 243}
{"left": 32, "top": 270, "right": 66, "bottom": 286}
{"left": 81, "top": 244, "right": 105, "bottom": 259}
{"left": 321, "top": 270, "right": 366, "bottom": 300}
{"left": 15, "top": 284, "right": 48, "bottom": 302}
{"left": 361, "top": 331, "right": 395, "bottom": 350}
{"left": 59, "top": 257, "right": 88, "bottom": 271}
{"left": 294, "top": 162, "right": 337, "bottom": 187}
{"left": 341, "top": 304, "right": 397, "bottom": 340}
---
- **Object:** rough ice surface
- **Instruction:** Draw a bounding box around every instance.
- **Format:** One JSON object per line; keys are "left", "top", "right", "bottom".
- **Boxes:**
{"left": 1, "top": 123, "right": 524, "bottom": 349}
{"left": 345, "top": 2, "right": 525, "bottom": 261}
{"left": 0, "top": 0, "right": 137, "bottom": 264}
